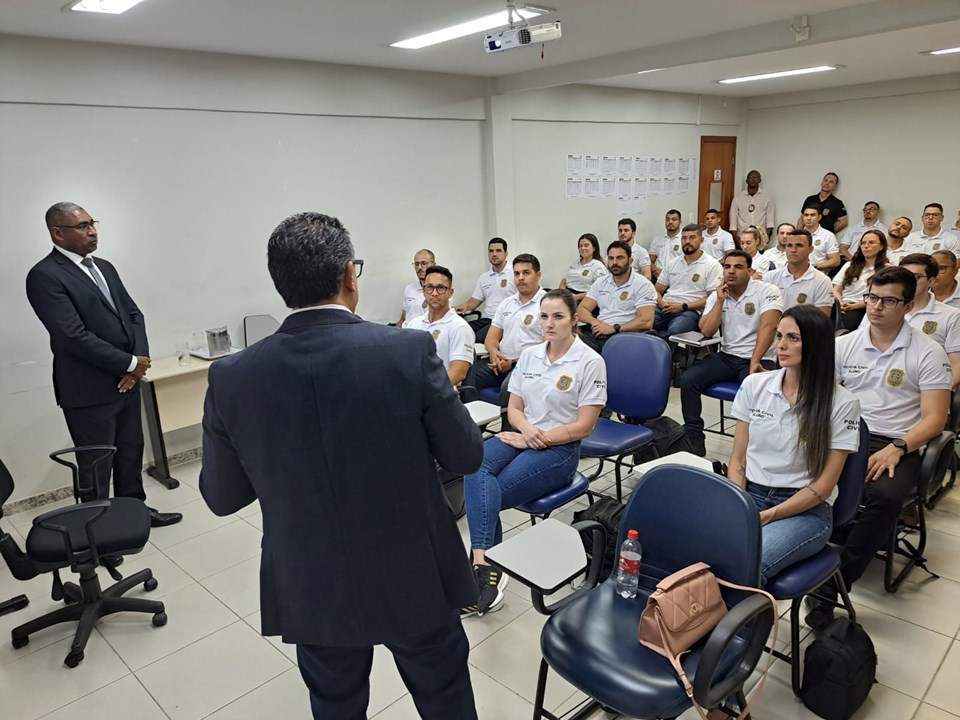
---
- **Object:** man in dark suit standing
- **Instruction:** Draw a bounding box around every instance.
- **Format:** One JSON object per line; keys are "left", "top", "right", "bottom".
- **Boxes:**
{"left": 26, "top": 202, "right": 181, "bottom": 527}
{"left": 199, "top": 212, "right": 483, "bottom": 719}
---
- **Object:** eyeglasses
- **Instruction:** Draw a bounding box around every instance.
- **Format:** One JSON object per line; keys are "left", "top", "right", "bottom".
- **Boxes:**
{"left": 423, "top": 284, "right": 450, "bottom": 294}
{"left": 52, "top": 220, "right": 99, "bottom": 232}
{"left": 938, "top": 265, "right": 955, "bottom": 273}
{"left": 412, "top": 260, "right": 433, "bottom": 268}
{"left": 863, "top": 293, "right": 905, "bottom": 308}
{"left": 352, "top": 259, "right": 364, "bottom": 278}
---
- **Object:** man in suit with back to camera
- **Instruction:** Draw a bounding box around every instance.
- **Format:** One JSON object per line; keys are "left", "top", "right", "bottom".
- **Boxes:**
{"left": 198, "top": 212, "right": 484, "bottom": 720}
{"left": 25, "top": 202, "right": 182, "bottom": 527}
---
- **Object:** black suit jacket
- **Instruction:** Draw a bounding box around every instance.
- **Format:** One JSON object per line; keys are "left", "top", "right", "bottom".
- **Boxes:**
{"left": 26, "top": 250, "right": 149, "bottom": 409}
{"left": 199, "top": 309, "right": 484, "bottom": 646}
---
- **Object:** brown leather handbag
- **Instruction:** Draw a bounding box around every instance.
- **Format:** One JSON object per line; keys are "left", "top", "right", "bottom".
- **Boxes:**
{"left": 638, "top": 562, "right": 778, "bottom": 720}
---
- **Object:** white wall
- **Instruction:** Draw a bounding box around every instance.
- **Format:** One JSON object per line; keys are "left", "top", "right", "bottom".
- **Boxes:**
{"left": 744, "top": 74, "right": 960, "bottom": 239}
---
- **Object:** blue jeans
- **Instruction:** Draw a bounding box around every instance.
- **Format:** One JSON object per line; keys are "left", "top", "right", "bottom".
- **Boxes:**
{"left": 747, "top": 482, "right": 833, "bottom": 586}
{"left": 465, "top": 437, "right": 580, "bottom": 550}
{"left": 653, "top": 308, "right": 700, "bottom": 339}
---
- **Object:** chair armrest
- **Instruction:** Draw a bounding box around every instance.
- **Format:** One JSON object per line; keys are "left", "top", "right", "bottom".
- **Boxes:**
{"left": 33, "top": 501, "right": 111, "bottom": 568}
{"left": 0, "top": 531, "right": 38, "bottom": 581}
{"left": 668, "top": 331, "right": 720, "bottom": 348}
{"left": 49, "top": 446, "right": 116, "bottom": 500}
{"left": 692, "top": 593, "right": 775, "bottom": 709}
{"left": 919, "top": 431, "right": 956, "bottom": 497}
{"left": 529, "top": 520, "right": 608, "bottom": 615}
{"left": 461, "top": 311, "right": 481, "bottom": 323}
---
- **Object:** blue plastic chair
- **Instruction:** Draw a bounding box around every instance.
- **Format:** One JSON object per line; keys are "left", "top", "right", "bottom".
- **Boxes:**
{"left": 530, "top": 465, "right": 774, "bottom": 719}
{"left": 516, "top": 472, "right": 591, "bottom": 524}
{"left": 702, "top": 381, "right": 741, "bottom": 436}
{"left": 580, "top": 333, "right": 672, "bottom": 500}
{"left": 763, "top": 421, "right": 869, "bottom": 695}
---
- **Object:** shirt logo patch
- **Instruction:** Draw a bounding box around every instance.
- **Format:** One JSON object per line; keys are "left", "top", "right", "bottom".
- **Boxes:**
{"left": 823, "top": 208, "right": 831, "bottom": 216}
{"left": 797, "top": 293, "right": 808, "bottom": 304}
{"left": 887, "top": 368, "right": 905, "bottom": 387}
{"left": 692, "top": 273, "right": 701, "bottom": 282}
{"left": 933, "top": 243, "right": 942, "bottom": 251}
{"left": 556, "top": 375, "right": 574, "bottom": 392}
{"left": 712, "top": 238, "right": 718, "bottom": 244}
{"left": 814, "top": 239, "right": 821, "bottom": 246}
{"left": 744, "top": 302, "right": 756, "bottom": 316}
{"left": 923, "top": 320, "right": 938, "bottom": 335}
{"left": 431, "top": 329, "right": 441, "bottom": 340}
{"left": 523, "top": 314, "right": 534, "bottom": 326}
{"left": 619, "top": 290, "right": 629, "bottom": 301}
{"left": 748, "top": 204, "right": 755, "bottom": 213}
{"left": 500, "top": 278, "right": 508, "bottom": 288}
{"left": 582, "top": 269, "right": 590, "bottom": 276}
{"left": 673, "top": 244, "right": 680, "bottom": 252}
{"left": 421, "top": 300, "right": 428, "bottom": 309}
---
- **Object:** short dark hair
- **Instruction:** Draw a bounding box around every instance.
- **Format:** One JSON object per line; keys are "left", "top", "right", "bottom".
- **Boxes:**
{"left": 788, "top": 228, "right": 813, "bottom": 245}
{"left": 899, "top": 253, "right": 939, "bottom": 279}
{"left": 869, "top": 266, "right": 917, "bottom": 303}
{"left": 45, "top": 201, "right": 84, "bottom": 228}
{"left": 802, "top": 205, "right": 822, "bottom": 216}
{"left": 513, "top": 253, "right": 540, "bottom": 272}
{"left": 776, "top": 222, "right": 796, "bottom": 234}
{"left": 824, "top": 172, "right": 840, "bottom": 183}
{"left": 864, "top": 200, "right": 879, "bottom": 209}
{"left": 666, "top": 209, "right": 681, "bottom": 219}
{"left": 488, "top": 237, "right": 507, "bottom": 251}
{"left": 268, "top": 212, "right": 354, "bottom": 308}
{"left": 924, "top": 203, "right": 944, "bottom": 214}
{"left": 705, "top": 208, "right": 720, "bottom": 216}
{"left": 618, "top": 218, "right": 637, "bottom": 232}
{"left": 578, "top": 233, "right": 600, "bottom": 260}
{"left": 722, "top": 249, "right": 752, "bottom": 268}
{"left": 681, "top": 223, "right": 703, "bottom": 235}
{"left": 607, "top": 240, "right": 632, "bottom": 257}
{"left": 932, "top": 249, "right": 957, "bottom": 267}
{"left": 423, "top": 265, "right": 453, "bottom": 285}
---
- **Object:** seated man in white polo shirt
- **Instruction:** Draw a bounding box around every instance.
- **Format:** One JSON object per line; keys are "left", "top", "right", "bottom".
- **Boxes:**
{"left": 702, "top": 209, "right": 735, "bottom": 261}
{"left": 763, "top": 228, "right": 834, "bottom": 317}
{"left": 476, "top": 254, "right": 546, "bottom": 401}
{"left": 397, "top": 248, "right": 435, "bottom": 326}
{"left": 841, "top": 200, "right": 887, "bottom": 260}
{"left": 455, "top": 237, "right": 514, "bottom": 342}
{"left": 907, "top": 202, "right": 960, "bottom": 255}
{"left": 931, "top": 250, "right": 960, "bottom": 309}
{"left": 758, "top": 222, "right": 794, "bottom": 270}
{"left": 617, "top": 217, "right": 652, "bottom": 280}
{"left": 806, "top": 266, "right": 951, "bottom": 629}
{"left": 404, "top": 265, "right": 474, "bottom": 388}
{"left": 649, "top": 209, "right": 683, "bottom": 281}
{"left": 575, "top": 240, "right": 656, "bottom": 354}
{"left": 800, "top": 207, "right": 841, "bottom": 273}
{"left": 653, "top": 224, "right": 723, "bottom": 339}
{"left": 679, "top": 250, "right": 783, "bottom": 456}
{"left": 898, "top": 253, "right": 960, "bottom": 388}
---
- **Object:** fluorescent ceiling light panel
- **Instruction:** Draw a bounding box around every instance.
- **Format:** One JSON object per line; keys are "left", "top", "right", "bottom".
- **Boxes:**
{"left": 718, "top": 65, "right": 837, "bottom": 84}
{"left": 926, "top": 46, "right": 960, "bottom": 55}
{"left": 67, "top": 0, "right": 148, "bottom": 13}
{"left": 636, "top": 68, "right": 664, "bottom": 75}
{"left": 391, "top": 7, "right": 546, "bottom": 49}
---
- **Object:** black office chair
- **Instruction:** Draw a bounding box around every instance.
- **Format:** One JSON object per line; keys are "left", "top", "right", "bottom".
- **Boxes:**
{"left": 926, "top": 390, "right": 960, "bottom": 509}
{"left": 0, "top": 448, "right": 166, "bottom": 668}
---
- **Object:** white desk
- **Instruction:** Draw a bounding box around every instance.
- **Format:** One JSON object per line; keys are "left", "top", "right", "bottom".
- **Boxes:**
{"left": 631, "top": 451, "right": 715, "bottom": 477}
{"left": 486, "top": 518, "right": 588, "bottom": 593}
{"left": 474, "top": 343, "right": 489, "bottom": 359}
{"left": 668, "top": 331, "right": 721, "bottom": 348}
{"left": 465, "top": 400, "right": 501, "bottom": 426}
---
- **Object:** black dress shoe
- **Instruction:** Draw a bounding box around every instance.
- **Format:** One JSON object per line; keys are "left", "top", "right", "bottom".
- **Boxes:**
{"left": 148, "top": 507, "right": 183, "bottom": 527}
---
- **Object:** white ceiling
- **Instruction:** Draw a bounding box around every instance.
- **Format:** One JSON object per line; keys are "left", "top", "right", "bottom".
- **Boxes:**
{"left": 0, "top": 0, "right": 957, "bottom": 96}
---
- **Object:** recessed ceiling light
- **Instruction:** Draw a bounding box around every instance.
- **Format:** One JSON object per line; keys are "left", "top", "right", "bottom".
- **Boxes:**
{"left": 66, "top": 0, "right": 149, "bottom": 13}
{"left": 923, "top": 46, "right": 960, "bottom": 56}
{"left": 636, "top": 68, "right": 664, "bottom": 75}
{"left": 390, "top": 6, "right": 550, "bottom": 49}
{"left": 718, "top": 65, "right": 838, "bottom": 84}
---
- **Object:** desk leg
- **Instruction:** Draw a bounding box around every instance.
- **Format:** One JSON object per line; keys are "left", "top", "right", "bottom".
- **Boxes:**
{"left": 142, "top": 381, "right": 180, "bottom": 489}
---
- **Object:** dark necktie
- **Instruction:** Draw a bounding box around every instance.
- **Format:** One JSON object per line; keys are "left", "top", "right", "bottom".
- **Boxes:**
{"left": 80, "top": 257, "right": 117, "bottom": 312}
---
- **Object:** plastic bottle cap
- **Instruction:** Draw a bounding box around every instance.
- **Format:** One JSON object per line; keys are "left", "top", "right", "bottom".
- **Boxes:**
{"left": 627, "top": 529, "right": 639, "bottom": 540}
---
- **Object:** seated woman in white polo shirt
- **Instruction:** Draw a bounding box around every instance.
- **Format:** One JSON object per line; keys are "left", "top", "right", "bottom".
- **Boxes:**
{"left": 833, "top": 229, "right": 888, "bottom": 331}
{"left": 462, "top": 289, "right": 607, "bottom": 616}
{"left": 559, "top": 233, "right": 608, "bottom": 303}
{"left": 728, "top": 305, "right": 861, "bottom": 584}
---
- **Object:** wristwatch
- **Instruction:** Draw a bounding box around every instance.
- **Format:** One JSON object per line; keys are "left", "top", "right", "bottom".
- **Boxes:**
{"left": 891, "top": 438, "right": 907, "bottom": 453}
{"left": 681, "top": 303, "right": 689, "bottom": 312}
{"left": 613, "top": 324, "right": 621, "bottom": 334}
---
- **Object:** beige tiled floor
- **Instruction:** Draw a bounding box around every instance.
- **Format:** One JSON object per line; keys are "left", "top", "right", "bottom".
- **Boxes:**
{"left": 1, "top": 392, "right": 959, "bottom": 719}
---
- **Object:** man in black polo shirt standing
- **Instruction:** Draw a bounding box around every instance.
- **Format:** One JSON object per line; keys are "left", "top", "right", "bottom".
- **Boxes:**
{"left": 800, "top": 172, "right": 848, "bottom": 235}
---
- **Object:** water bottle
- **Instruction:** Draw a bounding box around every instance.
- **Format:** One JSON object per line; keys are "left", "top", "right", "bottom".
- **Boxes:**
{"left": 616, "top": 529, "right": 642, "bottom": 599}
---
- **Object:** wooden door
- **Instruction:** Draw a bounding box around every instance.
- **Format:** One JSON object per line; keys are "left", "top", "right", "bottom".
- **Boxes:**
{"left": 698, "top": 136, "right": 737, "bottom": 229}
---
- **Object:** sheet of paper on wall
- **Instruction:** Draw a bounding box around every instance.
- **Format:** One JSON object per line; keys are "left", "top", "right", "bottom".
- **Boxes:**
{"left": 648, "top": 178, "right": 662, "bottom": 196}
{"left": 648, "top": 158, "right": 662, "bottom": 177}
{"left": 635, "top": 157, "right": 648, "bottom": 177}
{"left": 677, "top": 176, "right": 690, "bottom": 193}
{"left": 616, "top": 177, "right": 633, "bottom": 198}
{"left": 616, "top": 196, "right": 645, "bottom": 219}
{"left": 618, "top": 156, "right": 634, "bottom": 175}
{"left": 634, "top": 177, "right": 648, "bottom": 198}
{"left": 662, "top": 158, "right": 676, "bottom": 178}
{"left": 601, "top": 177, "right": 616, "bottom": 198}
{"left": 583, "top": 154, "right": 600, "bottom": 175}
{"left": 566, "top": 154, "right": 583, "bottom": 175}
{"left": 602, "top": 155, "right": 618, "bottom": 174}
{"left": 566, "top": 177, "right": 582, "bottom": 199}
{"left": 662, "top": 177, "right": 676, "bottom": 195}
{"left": 583, "top": 177, "right": 601, "bottom": 198}
{"left": 678, "top": 158, "right": 691, "bottom": 176}
{"left": 689, "top": 158, "right": 698, "bottom": 181}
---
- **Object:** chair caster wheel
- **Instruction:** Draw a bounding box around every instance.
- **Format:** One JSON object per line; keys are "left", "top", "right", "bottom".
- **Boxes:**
{"left": 65, "top": 651, "right": 84, "bottom": 668}
{"left": 152, "top": 611, "right": 167, "bottom": 627}
{"left": 143, "top": 577, "right": 159, "bottom": 592}
{"left": 11, "top": 635, "right": 29, "bottom": 649}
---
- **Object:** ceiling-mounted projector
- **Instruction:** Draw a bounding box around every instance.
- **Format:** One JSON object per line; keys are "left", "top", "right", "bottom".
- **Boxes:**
{"left": 484, "top": 21, "right": 561, "bottom": 53}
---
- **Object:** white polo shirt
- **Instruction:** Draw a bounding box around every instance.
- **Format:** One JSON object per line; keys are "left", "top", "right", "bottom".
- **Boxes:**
{"left": 492, "top": 287, "right": 547, "bottom": 359}
{"left": 731, "top": 369, "right": 861, "bottom": 501}
{"left": 834, "top": 263, "right": 877, "bottom": 304}
{"left": 836, "top": 322, "right": 952, "bottom": 438}
{"left": 702, "top": 228, "right": 735, "bottom": 260}
{"left": 843, "top": 221, "right": 887, "bottom": 255}
{"left": 470, "top": 264, "right": 516, "bottom": 320}
{"left": 630, "top": 243, "right": 652, "bottom": 274}
{"left": 937, "top": 282, "right": 960, "bottom": 310}
{"left": 402, "top": 281, "right": 426, "bottom": 322}
{"left": 658, "top": 253, "right": 723, "bottom": 306}
{"left": 809, "top": 226, "right": 840, "bottom": 264}
{"left": 564, "top": 259, "right": 608, "bottom": 293}
{"left": 507, "top": 337, "right": 607, "bottom": 431}
{"left": 764, "top": 265, "right": 834, "bottom": 310}
{"left": 886, "top": 241, "right": 918, "bottom": 267}
{"left": 907, "top": 229, "right": 960, "bottom": 255}
{"left": 586, "top": 271, "right": 658, "bottom": 325}
{"left": 703, "top": 280, "right": 783, "bottom": 358}
{"left": 758, "top": 246, "right": 787, "bottom": 270}
{"left": 905, "top": 293, "right": 960, "bottom": 353}
{"left": 404, "top": 309, "right": 475, "bottom": 371}
{"left": 650, "top": 233, "right": 682, "bottom": 271}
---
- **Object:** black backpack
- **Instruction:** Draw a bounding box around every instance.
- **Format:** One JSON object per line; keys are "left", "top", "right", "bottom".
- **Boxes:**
{"left": 632, "top": 416, "right": 693, "bottom": 463}
{"left": 572, "top": 496, "right": 625, "bottom": 580}
{"left": 801, "top": 617, "right": 877, "bottom": 720}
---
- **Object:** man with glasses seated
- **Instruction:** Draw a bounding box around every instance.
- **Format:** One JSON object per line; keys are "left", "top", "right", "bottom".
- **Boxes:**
{"left": 397, "top": 248, "right": 436, "bottom": 327}
{"left": 405, "top": 266, "right": 474, "bottom": 389}
{"left": 806, "top": 266, "right": 951, "bottom": 629}
{"left": 908, "top": 203, "right": 960, "bottom": 255}
{"left": 932, "top": 250, "right": 960, "bottom": 309}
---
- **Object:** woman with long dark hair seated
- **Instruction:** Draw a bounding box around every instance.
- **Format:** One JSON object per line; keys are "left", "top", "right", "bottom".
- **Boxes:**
{"left": 462, "top": 289, "right": 606, "bottom": 616}
{"left": 727, "top": 304, "right": 862, "bottom": 584}
{"left": 833, "top": 228, "right": 888, "bottom": 330}
{"left": 559, "top": 233, "right": 608, "bottom": 303}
